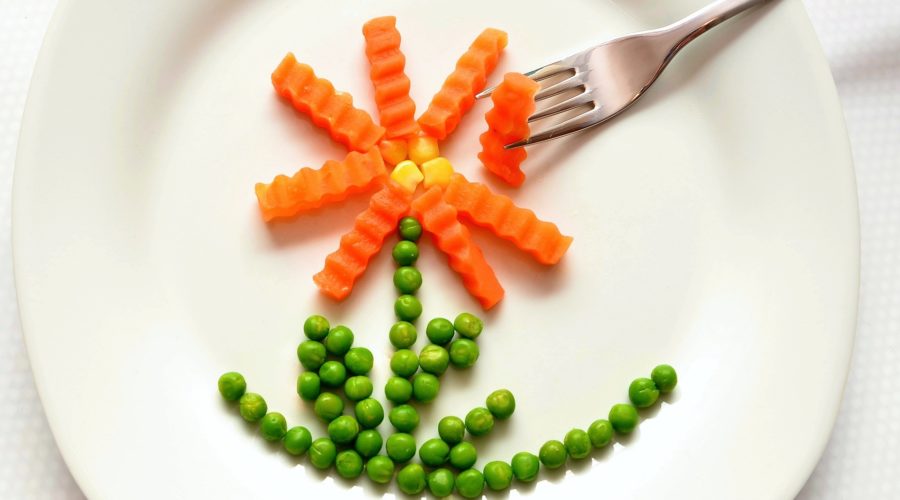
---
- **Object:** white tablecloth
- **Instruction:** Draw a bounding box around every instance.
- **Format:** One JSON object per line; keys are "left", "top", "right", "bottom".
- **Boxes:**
{"left": 0, "top": 1, "right": 896, "bottom": 498}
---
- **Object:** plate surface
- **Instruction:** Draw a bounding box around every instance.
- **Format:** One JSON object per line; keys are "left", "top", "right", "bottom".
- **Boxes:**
{"left": 13, "top": 0, "right": 857, "bottom": 498}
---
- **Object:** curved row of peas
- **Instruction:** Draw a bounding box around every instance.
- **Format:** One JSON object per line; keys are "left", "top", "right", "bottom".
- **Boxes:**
{"left": 218, "top": 363, "right": 676, "bottom": 496}
{"left": 217, "top": 216, "right": 678, "bottom": 497}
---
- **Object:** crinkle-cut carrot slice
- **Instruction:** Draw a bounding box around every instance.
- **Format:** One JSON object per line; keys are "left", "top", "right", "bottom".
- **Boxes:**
{"left": 313, "top": 181, "right": 412, "bottom": 301}
{"left": 363, "top": 16, "right": 419, "bottom": 139}
{"left": 478, "top": 72, "right": 539, "bottom": 187}
{"left": 272, "top": 53, "right": 385, "bottom": 152}
{"left": 255, "top": 148, "right": 386, "bottom": 222}
{"left": 417, "top": 28, "right": 508, "bottom": 140}
{"left": 411, "top": 186, "right": 504, "bottom": 309}
{"left": 479, "top": 133, "right": 526, "bottom": 187}
{"left": 443, "top": 174, "right": 572, "bottom": 265}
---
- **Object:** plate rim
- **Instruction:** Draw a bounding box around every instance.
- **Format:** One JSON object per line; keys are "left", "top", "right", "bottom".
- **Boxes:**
{"left": 12, "top": 0, "right": 859, "bottom": 498}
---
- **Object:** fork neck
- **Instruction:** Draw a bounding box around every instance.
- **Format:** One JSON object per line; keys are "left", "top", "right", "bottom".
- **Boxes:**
{"left": 660, "top": 0, "right": 771, "bottom": 57}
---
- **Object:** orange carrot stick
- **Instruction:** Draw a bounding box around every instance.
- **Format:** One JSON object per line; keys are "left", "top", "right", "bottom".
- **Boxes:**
{"left": 478, "top": 72, "right": 539, "bottom": 187}
{"left": 272, "top": 53, "right": 385, "bottom": 152}
{"left": 313, "top": 181, "right": 412, "bottom": 301}
{"left": 363, "top": 16, "right": 419, "bottom": 139}
{"left": 411, "top": 186, "right": 504, "bottom": 309}
{"left": 443, "top": 174, "right": 572, "bottom": 265}
{"left": 417, "top": 29, "right": 508, "bottom": 140}
{"left": 255, "top": 148, "right": 386, "bottom": 222}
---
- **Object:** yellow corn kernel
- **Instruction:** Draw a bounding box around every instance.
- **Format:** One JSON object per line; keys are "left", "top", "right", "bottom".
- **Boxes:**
{"left": 390, "top": 160, "right": 424, "bottom": 193}
{"left": 378, "top": 139, "right": 408, "bottom": 166}
{"left": 407, "top": 135, "right": 440, "bottom": 165}
{"left": 421, "top": 157, "right": 454, "bottom": 189}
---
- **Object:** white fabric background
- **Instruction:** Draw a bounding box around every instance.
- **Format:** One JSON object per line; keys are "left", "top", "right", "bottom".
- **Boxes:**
{"left": 0, "top": 1, "right": 896, "bottom": 498}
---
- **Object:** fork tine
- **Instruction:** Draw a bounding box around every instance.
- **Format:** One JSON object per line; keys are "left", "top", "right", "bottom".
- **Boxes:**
{"left": 534, "top": 71, "right": 590, "bottom": 101}
{"left": 528, "top": 90, "right": 596, "bottom": 122}
{"left": 506, "top": 107, "right": 608, "bottom": 149}
{"left": 523, "top": 63, "right": 573, "bottom": 82}
{"left": 475, "top": 61, "right": 572, "bottom": 99}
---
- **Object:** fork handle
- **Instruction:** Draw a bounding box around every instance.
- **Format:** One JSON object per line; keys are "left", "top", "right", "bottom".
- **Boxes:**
{"left": 663, "top": 0, "right": 771, "bottom": 55}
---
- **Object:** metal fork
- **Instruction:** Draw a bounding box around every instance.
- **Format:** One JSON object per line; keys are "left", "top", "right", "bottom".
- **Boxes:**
{"left": 476, "top": 0, "right": 772, "bottom": 149}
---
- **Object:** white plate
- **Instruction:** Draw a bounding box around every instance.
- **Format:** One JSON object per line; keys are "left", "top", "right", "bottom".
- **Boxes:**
{"left": 13, "top": 0, "right": 857, "bottom": 498}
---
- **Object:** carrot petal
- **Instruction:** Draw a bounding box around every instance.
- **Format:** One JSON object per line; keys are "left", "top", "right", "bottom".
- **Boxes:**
{"left": 255, "top": 149, "right": 386, "bottom": 222}
{"left": 411, "top": 186, "right": 504, "bottom": 309}
{"left": 272, "top": 53, "right": 385, "bottom": 152}
{"left": 417, "top": 29, "right": 508, "bottom": 140}
{"left": 363, "top": 16, "right": 420, "bottom": 139}
{"left": 443, "top": 174, "right": 572, "bottom": 265}
{"left": 478, "top": 72, "right": 539, "bottom": 187}
{"left": 313, "top": 182, "right": 412, "bottom": 300}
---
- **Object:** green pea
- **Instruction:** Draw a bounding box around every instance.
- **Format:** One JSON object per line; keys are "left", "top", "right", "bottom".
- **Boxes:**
{"left": 456, "top": 469, "right": 485, "bottom": 499}
{"left": 465, "top": 407, "right": 494, "bottom": 436}
{"left": 651, "top": 364, "right": 678, "bottom": 393}
{"left": 449, "top": 339, "right": 479, "bottom": 368}
{"left": 425, "top": 317, "right": 455, "bottom": 345}
{"left": 539, "top": 440, "right": 567, "bottom": 469}
{"left": 217, "top": 372, "right": 246, "bottom": 401}
{"left": 419, "top": 344, "right": 450, "bottom": 375}
{"left": 344, "top": 347, "right": 374, "bottom": 375}
{"left": 354, "top": 398, "right": 385, "bottom": 429}
{"left": 259, "top": 412, "right": 287, "bottom": 442}
{"left": 324, "top": 326, "right": 354, "bottom": 356}
{"left": 449, "top": 441, "right": 477, "bottom": 470}
{"left": 628, "top": 377, "right": 660, "bottom": 408}
{"left": 238, "top": 393, "right": 267, "bottom": 422}
{"left": 564, "top": 428, "right": 592, "bottom": 459}
{"left": 397, "top": 463, "right": 427, "bottom": 495}
{"left": 389, "top": 321, "right": 417, "bottom": 349}
{"left": 296, "top": 372, "right": 321, "bottom": 401}
{"left": 303, "top": 314, "right": 330, "bottom": 341}
{"left": 510, "top": 452, "right": 540, "bottom": 482}
{"left": 427, "top": 468, "right": 455, "bottom": 497}
{"left": 392, "top": 240, "right": 419, "bottom": 266}
{"left": 335, "top": 449, "right": 364, "bottom": 479}
{"left": 588, "top": 419, "right": 614, "bottom": 448}
{"left": 483, "top": 461, "right": 513, "bottom": 491}
{"left": 609, "top": 403, "right": 639, "bottom": 434}
{"left": 438, "top": 416, "right": 466, "bottom": 445}
{"left": 453, "top": 312, "right": 483, "bottom": 339}
{"left": 419, "top": 438, "right": 450, "bottom": 467}
{"left": 412, "top": 373, "right": 440, "bottom": 402}
{"left": 283, "top": 426, "right": 312, "bottom": 455}
{"left": 390, "top": 349, "right": 419, "bottom": 377}
{"left": 297, "top": 340, "right": 326, "bottom": 371}
{"left": 366, "top": 455, "right": 395, "bottom": 484}
{"left": 309, "top": 437, "right": 337, "bottom": 469}
{"left": 327, "top": 415, "right": 360, "bottom": 444}
{"left": 393, "top": 266, "right": 423, "bottom": 294}
{"left": 485, "top": 389, "right": 515, "bottom": 420}
{"left": 384, "top": 376, "right": 413, "bottom": 404}
{"left": 398, "top": 216, "right": 422, "bottom": 241}
{"left": 318, "top": 360, "right": 347, "bottom": 387}
{"left": 394, "top": 295, "right": 423, "bottom": 322}
{"left": 313, "top": 392, "right": 344, "bottom": 422}
{"left": 355, "top": 429, "right": 383, "bottom": 458}
{"left": 386, "top": 433, "right": 417, "bottom": 463}
{"left": 389, "top": 404, "right": 420, "bottom": 432}
{"left": 342, "top": 376, "right": 373, "bottom": 401}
